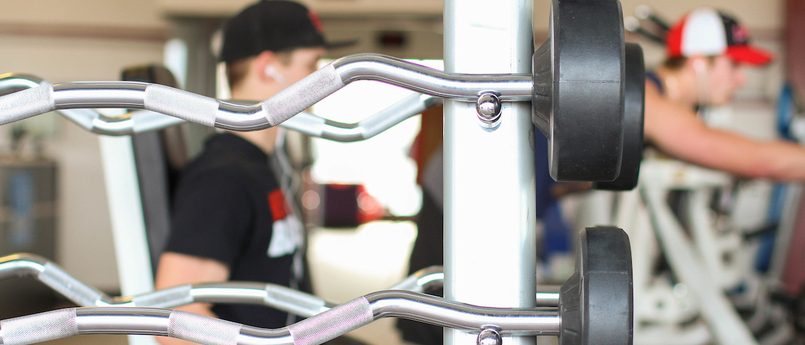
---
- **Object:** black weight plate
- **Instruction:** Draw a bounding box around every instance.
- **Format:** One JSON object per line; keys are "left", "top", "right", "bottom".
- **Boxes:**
{"left": 559, "top": 227, "right": 633, "bottom": 345}
{"left": 594, "top": 43, "right": 645, "bottom": 191}
{"left": 533, "top": 0, "right": 625, "bottom": 182}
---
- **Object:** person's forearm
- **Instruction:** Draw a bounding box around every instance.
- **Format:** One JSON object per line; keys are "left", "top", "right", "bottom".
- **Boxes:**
{"left": 755, "top": 140, "right": 805, "bottom": 181}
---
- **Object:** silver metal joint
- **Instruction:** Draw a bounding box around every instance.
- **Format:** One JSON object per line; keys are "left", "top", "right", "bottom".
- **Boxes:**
{"left": 477, "top": 328, "right": 502, "bottom": 345}
{"left": 476, "top": 93, "right": 502, "bottom": 128}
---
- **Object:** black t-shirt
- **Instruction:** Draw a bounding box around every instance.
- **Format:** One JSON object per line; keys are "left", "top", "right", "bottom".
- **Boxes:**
{"left": 165, "top": 133, "right": 306, "bottom": 328}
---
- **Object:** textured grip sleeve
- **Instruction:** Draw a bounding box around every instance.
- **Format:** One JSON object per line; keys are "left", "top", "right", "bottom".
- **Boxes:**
{"left": 262, "top": 64, "right": 345, "bottom": 126}
{"left": 168, "top": 311, "right": 241, "bottom": 345}
{"left": 1, "top": 309, "right": 77, "bottom": 345}
{"left": 288, "top": 297, "right": 373, "bottom": 345}
{"left": 144, "top": 85, "right": 219, "bottom": 127}
{"left": 132, "top": 285, "right": 194, "bottom": 308}
{"left": 265, "top": 285, "right": 328, "bottom": 318}
{"left": 39, "top": 262, "right": 104, "bottom": 307}
{"left": 0, "top": 83, "right": 55, "bottom": 126}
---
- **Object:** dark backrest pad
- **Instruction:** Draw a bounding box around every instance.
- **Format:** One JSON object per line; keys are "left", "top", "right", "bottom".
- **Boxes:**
{"left": 122, "top": 64, "right": 187, "bottom": 274}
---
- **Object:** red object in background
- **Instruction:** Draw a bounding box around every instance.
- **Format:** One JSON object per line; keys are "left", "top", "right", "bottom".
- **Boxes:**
{"left": 356, "top": 186, "right": 383, "bottom": 224}
{"left": 320, "top": 184, "right": 383, "bottom": 228}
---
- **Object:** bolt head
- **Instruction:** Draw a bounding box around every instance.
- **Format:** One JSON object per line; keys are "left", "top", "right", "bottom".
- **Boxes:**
{"left": 476, "top": 93, "right": 502, "bottom": 119}
{"left": 477, "top": 329, "right": 502, "bottom": 345}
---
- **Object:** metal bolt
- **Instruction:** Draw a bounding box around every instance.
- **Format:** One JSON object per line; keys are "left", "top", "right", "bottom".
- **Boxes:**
{"left": 476, "top": 92, "right": 502, "bottom": 127}
{"left": 477, "top": 328, "right": 502, "bottom": 345}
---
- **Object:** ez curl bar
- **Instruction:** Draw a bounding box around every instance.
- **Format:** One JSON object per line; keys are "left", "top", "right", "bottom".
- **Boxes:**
{"left": 0, "top": 228, "right": 630, "bottom": 345}
{"left": 0, "top": 73, "right": 441, "bottom": 142}
{"left": 0, "top": 254, "right": 561, "bottom": 317}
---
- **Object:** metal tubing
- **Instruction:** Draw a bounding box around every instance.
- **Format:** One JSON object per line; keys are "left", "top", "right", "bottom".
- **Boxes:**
{"left": 366, "top": 291, "right": 560, "bottom": 335}
{"left": 388, "top": 265, "right": 444, "bottom": 292}
{"left": 443, "top": 1, "right": 536, "bottom": 345}
{"left": 0, "top": 73, "right": 439, "bottom": 142}
{"left": 283, "top": 93, "right": 442, "bottom": 142}
{"left": 0, "top": 73, "right": 43, "bottom": 95}
{"left": 333, "top": 55, "right": 532, "bottom": 101}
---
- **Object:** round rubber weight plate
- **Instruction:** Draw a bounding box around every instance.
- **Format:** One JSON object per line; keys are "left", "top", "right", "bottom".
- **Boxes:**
{"left": 594, "top": 43, "right": 645, "bottom": 191}
{"left": 559, "top": 227, "right": 633, "bottom": 345}
{"left": 532, "top": 0, "right": 625, "bottom": 182}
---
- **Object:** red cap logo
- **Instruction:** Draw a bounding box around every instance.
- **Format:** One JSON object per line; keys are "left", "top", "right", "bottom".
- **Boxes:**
{"left": 308, "top": 11, "right": 324, "bottom": 34}
{"left": 732, "top": 25, "right": 748, "bottom": 44}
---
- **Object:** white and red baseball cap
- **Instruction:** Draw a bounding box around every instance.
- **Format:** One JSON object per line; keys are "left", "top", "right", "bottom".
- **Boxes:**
{"left": 665, "top": 8, "right": 773, "bottom": 66}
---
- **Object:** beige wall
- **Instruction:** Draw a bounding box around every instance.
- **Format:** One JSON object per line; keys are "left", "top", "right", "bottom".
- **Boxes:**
{"left": 0, "top": 0, "right": 165, "bottom": 28}
{"left": 0, "top": 32, "right": 165, "bottom": 291}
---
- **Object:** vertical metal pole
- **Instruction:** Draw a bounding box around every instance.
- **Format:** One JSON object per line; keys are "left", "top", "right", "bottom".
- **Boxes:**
{"left": 443, "top": 2, "right": 536, "bottom": 345}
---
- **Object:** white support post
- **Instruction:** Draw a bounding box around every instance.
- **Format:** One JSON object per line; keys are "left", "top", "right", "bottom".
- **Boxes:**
{"left": 98, "top": 135, "right": 158, "bottom": 345}
{"left": 443, "top": 1, "right": 536, "bottom": 345}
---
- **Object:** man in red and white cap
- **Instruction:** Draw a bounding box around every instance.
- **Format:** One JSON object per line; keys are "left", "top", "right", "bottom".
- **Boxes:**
{"left": 644, "top": 8, "right": 805, "bottom": 180}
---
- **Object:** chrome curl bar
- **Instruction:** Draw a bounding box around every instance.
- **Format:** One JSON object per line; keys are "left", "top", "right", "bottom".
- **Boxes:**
{"left": 0, "top": 292, "right": 560, "bottom": 345}
{"left": 0, "top": 254, "right": 441, "bottom": 317}
{"left": 0, "top": 73, "right": 441, "bottom": 141}
{"left": 0, "top": 258, "right": 560, "bottom": 345}
{"left": 0, "top": 54, "right": 527, "bottom": 132}
{"left": 0, "top": 253, "right": 559, "bottom": 317}
{"left": 0, "top": 254, "right": 558, "bottom": 315}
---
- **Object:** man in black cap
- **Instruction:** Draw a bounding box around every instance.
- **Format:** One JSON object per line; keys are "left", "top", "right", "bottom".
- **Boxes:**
{"left": 154, "top": 1, "right": 340, "bottom": 342}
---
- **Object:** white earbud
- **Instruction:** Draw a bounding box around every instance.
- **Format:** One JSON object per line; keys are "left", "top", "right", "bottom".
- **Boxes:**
{"left": 264, "top": 65, "right": 288, "bottom": 86}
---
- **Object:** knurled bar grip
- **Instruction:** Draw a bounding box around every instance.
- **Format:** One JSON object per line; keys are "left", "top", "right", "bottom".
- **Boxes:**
{"left": 168, "top": 312, "right": 242, "bottom": 345}
{"left": 131, "top": 285, "right": 194, "bottom": 308}
{"left": 0, "top": 309, "right": 78, "bottom": 345}
{"left": 265, "top": 285, "right": 329, "bottom": 317}
{"left": 38, "top": 263, "right": 105, "bottom": 307}
{"left": 261, "top": 64, "right": 344, "bottom": 127}
{"left": 288, "top": 297, "right": 373, "bottom": 345}
{"left": 143, "top": 84, "right": 220, "bottom": 127}
{"left": 0, "top": 82, "right": 53, "bottom": 125}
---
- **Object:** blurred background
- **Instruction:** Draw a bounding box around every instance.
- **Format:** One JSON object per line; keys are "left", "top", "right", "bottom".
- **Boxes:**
{"left": 0, "top": 1, "right": 800, "bottom": 345}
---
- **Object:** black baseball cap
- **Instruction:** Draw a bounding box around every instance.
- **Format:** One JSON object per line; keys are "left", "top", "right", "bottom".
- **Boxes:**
{"left": 219, "top": 0, "right": 354, "bottom": 63}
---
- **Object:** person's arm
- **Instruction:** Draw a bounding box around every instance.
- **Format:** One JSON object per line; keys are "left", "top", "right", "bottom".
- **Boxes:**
{"left": 154, "top": 165, "right": 253, "bottom": 345}
{"left": 643, "top": 82, "right": 805, "bottom": 181}
{"left": 153, "top": 252, "right": 230, "bottom": 345}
